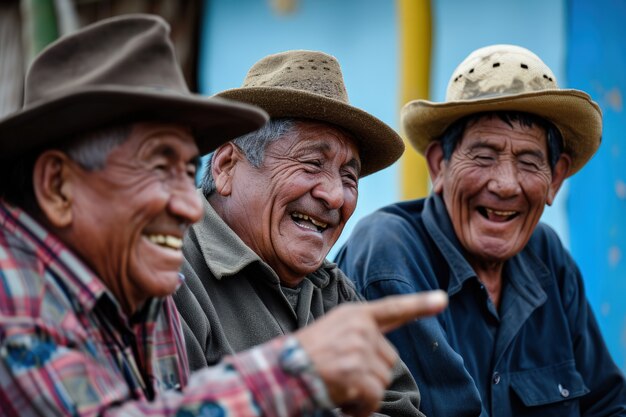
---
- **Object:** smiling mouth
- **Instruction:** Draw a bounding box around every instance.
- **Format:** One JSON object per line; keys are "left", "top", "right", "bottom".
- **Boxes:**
{"left": 146, "top": 234, "right": 183, "bottom": 250}
{"left": 291, "top": 211, "right": 328, "bottom": 233}
{"left": 477, "top": 207, "right": 519, "bottom": 222}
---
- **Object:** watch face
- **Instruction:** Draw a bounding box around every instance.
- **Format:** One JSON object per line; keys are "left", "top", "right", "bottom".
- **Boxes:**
{"left": 279, "top": 338, "right": 312, "bottom": 375}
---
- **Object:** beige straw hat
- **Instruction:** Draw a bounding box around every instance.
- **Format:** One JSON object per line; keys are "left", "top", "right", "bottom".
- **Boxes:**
{"left": 0, "top": 14, "right": 268, "bottom": 159}
{"left": 216, "top": 50, "right": 405, "bottom": 177}
{"left": 401, "top": 44, "right": 602, "bottom": 176}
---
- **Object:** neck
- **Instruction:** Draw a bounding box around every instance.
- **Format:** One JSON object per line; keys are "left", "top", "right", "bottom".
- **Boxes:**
{"left": 471, "top": 260, "right": 504, "bottom": 309}
{"left": 209, "top": 193, "right": 307, "bottom": 289}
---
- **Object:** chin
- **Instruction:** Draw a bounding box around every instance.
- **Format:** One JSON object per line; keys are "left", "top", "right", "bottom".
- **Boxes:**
{"left": 140, "top": 273, "right": 182, "bottom": 298}
{"left": 286, "top": 261, "right": 323, "bottom": 280}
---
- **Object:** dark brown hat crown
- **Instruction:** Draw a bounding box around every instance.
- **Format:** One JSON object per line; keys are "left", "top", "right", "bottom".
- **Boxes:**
{"left": 0, "top": 14, "right": 268, "bottom": 158}
{"left": 25, "top": 15, "right": 188, "bottom": 106}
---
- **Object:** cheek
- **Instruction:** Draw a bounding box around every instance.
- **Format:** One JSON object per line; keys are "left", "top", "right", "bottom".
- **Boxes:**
{"left": 445, "top": 166, "right": 483, "bottom": 203}
{"left": 342, "top": 189, "right": 358, "bottom": 218}
{"left": 519, "top": 172, "right": 553, "bottom": 210}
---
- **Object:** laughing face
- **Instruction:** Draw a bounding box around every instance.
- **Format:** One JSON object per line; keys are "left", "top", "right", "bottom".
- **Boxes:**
{"left": 429, "top": 115, "right": 569, "bottom": 269}
{"left": 215, "top": 120, "right": 360, "bottom": 286}
{"left": 65, "top": 122, "right": 202, "bottom": 313}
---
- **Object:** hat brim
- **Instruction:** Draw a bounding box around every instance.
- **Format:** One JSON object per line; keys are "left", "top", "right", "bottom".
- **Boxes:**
{"left": 216, "top": 87, "right": 404, "bottom": 177}
{"left": 401, "top": 89, "right": 601, "bottom": 176}
{"left": 0, "top": 86, "right": 269, "bottom": 158}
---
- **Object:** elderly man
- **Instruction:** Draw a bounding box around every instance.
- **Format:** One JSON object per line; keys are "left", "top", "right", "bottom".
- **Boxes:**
{"left": 173, "top": 50, "right": 427, "bottom": 417}
{"left": 0, "top": 15, "right": 448, "bottom": 417}
{"left": 336, "top": 44, "right": 626, "bottom": 416}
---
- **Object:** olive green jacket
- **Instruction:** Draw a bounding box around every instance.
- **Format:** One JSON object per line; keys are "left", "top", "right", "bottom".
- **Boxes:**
{"left": 173, "top": 193, "right": 425, "bottom": 417}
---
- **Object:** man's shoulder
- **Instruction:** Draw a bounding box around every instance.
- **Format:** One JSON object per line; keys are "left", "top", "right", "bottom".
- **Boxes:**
{"left": 347, "top": 199, "right": 428, "bottom": 246}
{"left": 524, "top": 222, "right": 582, "bottom": 293}
{"left": 526, "top": 222, "right": 569, "bottom": 262}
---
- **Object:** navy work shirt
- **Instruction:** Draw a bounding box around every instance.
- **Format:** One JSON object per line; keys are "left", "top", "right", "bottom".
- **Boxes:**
{"left": 336, "top": 194, "right": 626, "bottom": 416}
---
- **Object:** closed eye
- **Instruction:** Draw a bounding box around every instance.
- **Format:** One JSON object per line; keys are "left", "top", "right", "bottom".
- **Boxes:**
{"left": 519, "top": 159, "right": 541, "bottom": 171}
{"left": 474, "top": 154, "right": 496, "bottom": 164}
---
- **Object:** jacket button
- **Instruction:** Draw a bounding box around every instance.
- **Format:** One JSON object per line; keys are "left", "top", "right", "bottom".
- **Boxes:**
{"left": 492, "top": 372, "right": 501, "bottom": 384}
{"left": 558, "top": 384, "right": 570, "bottom": 398}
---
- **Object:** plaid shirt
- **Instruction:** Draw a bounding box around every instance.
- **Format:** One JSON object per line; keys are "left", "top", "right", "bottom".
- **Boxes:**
{"left": 0, "top": 201, "right": 328, "bottom": 417}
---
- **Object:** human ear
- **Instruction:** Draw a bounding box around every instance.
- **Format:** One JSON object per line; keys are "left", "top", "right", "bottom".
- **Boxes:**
{"left": 546, "top": 153, "right": 571, "bottom": 205}
{"left": 32, "top": 150, "right": 75, "bottom": 228}
{"left": 425, "top": 141, "right": 446, "bottom": 194}
{"left": 212, "top": 143, "right": 241, "bottom": 197}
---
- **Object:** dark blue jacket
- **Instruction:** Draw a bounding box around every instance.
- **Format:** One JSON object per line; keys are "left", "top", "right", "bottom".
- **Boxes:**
{"left": 336, "top": 194, "right": 626, "bottom": 417}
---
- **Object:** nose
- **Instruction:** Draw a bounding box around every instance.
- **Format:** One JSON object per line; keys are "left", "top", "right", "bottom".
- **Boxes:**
{"left": 312, "top": 174, "right": 345, "bottom": 210}
{"left": 487, "top": 160, "right": 522, "bottom": 198}
{"left": 168, "top": 179, "right": 203, "bottom": 225}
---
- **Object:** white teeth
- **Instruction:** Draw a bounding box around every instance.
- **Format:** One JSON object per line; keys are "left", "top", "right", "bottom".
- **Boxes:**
{"left": 486, "top": 208, "right": 516, "bottom": 217}
{"left": 147, "top": 234, "right": 182, "bottom": 250}
{"left": 291, "top": 212, "right": 328, "bottom": 229}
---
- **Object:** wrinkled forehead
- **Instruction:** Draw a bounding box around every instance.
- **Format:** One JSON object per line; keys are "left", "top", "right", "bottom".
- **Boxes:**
{"left": 279, "top": 120, "right": 361, "bottom": 168}
{"left": 457, "top": 113, "right": 550, "bottom": 153}
{"left": 462, "top": 113, "right": 549, "bottom": 139}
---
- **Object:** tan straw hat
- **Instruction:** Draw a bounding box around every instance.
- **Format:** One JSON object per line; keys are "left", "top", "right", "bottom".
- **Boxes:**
{"left": 0, "top": 14, "right": 268, "bottom": 159}
{"left": 401, "top": 44, "right": 602, "bottom": 176}
{"left": 216, "top": 50, "right": 405, "bottom": 177}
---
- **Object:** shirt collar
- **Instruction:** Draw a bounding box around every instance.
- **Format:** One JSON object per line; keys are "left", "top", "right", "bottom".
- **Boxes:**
{"left": 0, "top": 201, "right": 110, "bottom": 312}
{"left": 421, "top": 193, "right": 550, "bottom": 302}
{"left": 422, "top": 194, "right": 476, "bottom": 295}
{"left": 190, "top": 191, "right": 265, "bottom": 280}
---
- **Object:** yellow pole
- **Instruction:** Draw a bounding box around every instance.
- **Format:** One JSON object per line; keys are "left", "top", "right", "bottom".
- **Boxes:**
{"left": 397, "top": 0, "right": 431, "bottom": 199}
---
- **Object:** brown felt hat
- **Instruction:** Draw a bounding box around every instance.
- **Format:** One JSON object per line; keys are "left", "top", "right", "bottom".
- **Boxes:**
{"left": 402, "top": 44, "right": 602, "bottom": 176}
{"left": 215, "top": 50, "right": 405, "bottom": 177}
{"left": 0, "top": 14, "right": 268, "bottom": 159}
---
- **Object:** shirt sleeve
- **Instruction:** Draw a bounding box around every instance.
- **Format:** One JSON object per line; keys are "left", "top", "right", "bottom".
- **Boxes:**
{"left": 0, "top": 324, "right": 330, "bottom": 417}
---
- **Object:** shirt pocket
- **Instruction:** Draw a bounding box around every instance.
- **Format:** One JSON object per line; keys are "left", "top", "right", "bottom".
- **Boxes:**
{"left": 509, "top": 360, "right": 589, "bottom": 416}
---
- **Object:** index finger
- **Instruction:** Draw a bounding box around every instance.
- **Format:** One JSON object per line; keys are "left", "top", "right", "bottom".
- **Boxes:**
{"left": 365, "top": 290, "right": 448, "bottom": 333}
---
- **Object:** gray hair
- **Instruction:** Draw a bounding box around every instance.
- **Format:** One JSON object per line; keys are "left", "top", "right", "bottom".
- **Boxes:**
{"left": 201, "top": 118, "right": 297, "bottom": 198}
{"left": 62, "top": 124, "right": 132, "bottom": 170}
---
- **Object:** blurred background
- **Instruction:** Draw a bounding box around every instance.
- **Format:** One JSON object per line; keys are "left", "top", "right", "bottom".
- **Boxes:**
{"left": 1, "top": 0, "right": 624, "bottom": 370}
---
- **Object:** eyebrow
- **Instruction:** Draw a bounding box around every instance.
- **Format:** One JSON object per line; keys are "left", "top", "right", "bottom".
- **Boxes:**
{"left": 467, "top": 140, "right": 499, "bottom": 152}
{"left": 155, "top": 142, "right": 201, "bottom": 166}
{"left": 517, "top": 149, "right": 545, "bottom": 160}
{"left": 468, "top": 140, "right": 546, "bottom": 160}
{"left": 297, "top": 141, "right": 361, "bottom": 174}
{"left": 297, "top": 142, "right": 332, "bottom": 155}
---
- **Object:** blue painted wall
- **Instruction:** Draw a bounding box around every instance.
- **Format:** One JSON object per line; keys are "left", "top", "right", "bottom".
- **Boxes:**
{"left": 567, "top": 0, "right": 626, "bottom": 370}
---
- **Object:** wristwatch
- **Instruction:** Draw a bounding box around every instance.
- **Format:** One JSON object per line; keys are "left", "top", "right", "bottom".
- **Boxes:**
{"left": 279, "top": 337, "right": 334, "bottom": 409}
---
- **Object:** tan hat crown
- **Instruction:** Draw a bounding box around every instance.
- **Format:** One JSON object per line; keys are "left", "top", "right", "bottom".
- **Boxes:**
{"left": 401, "top": 44, "right": 602, "bottom": 176}
{"left": 446, "top": 44, "right": 559, "bottom": 101}
{"left": 242, "top": 51, "right": 350, "bottom": 102}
